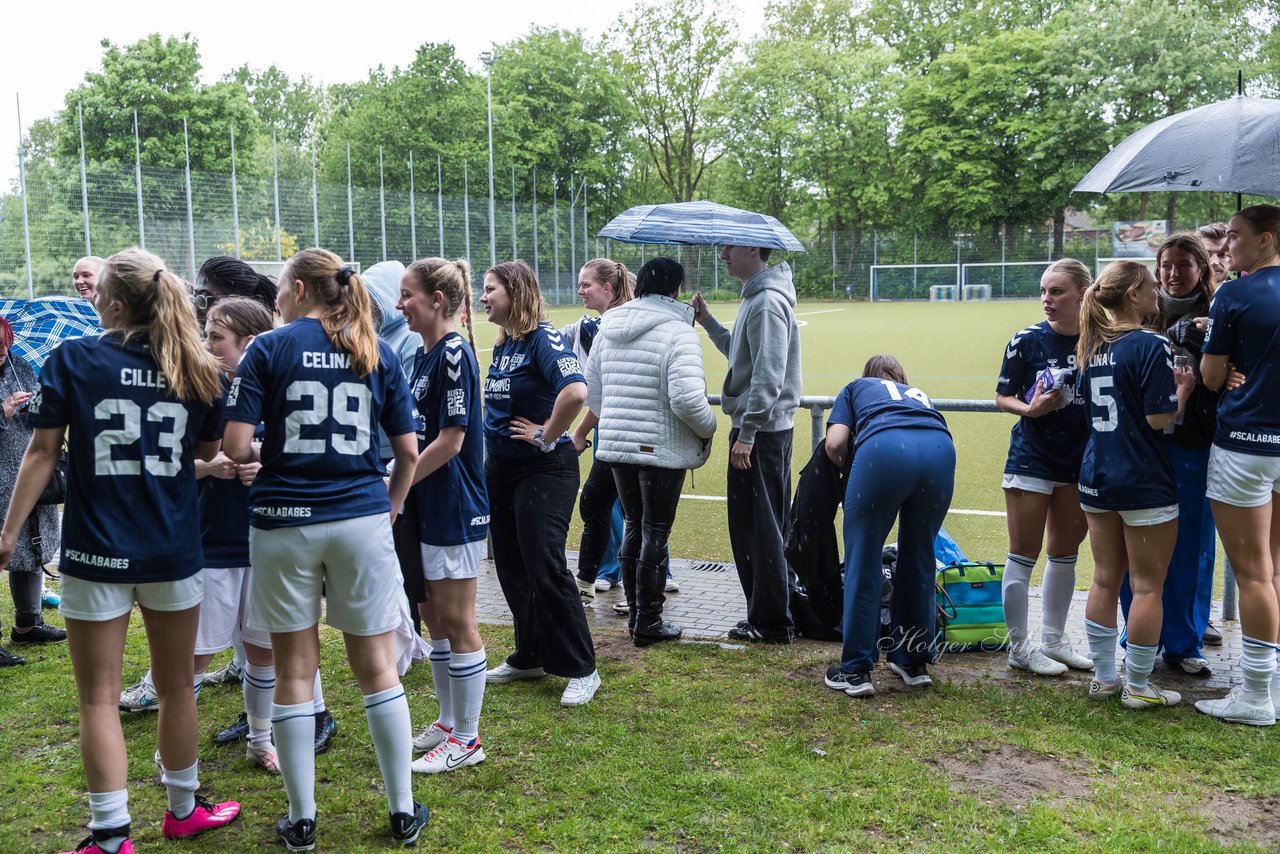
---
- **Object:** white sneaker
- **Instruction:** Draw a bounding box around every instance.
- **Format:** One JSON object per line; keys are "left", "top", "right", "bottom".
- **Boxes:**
{"left": 246, "top": 740, "right": 281, "bottom": 773}
{"left": 1121, "top": 681, "right": 1181, "bottom": 709}
{"left": 485, "top": 662, "right": 546, "bottom": 684}
{"left": 561, "top": 670, "right": 601, "bottom": 707}
{"left": 593, "top": 578, "right": 615, "bottom": 592}
{"left": 1008, "top": 646, "right": 1068, "bottom": 676}
{"left": 664, "top": 578, "right": 680, "bottom": 593}
{"left": 1041, "top": 640, "right": 1094, "bottom": 671}
{"left": 411, "top": 736, "right": 485, "bottom": 774}
{"left": 1177, "top": 657, "right": 1211, "bottom": 676}
{"left": 1194, "top": 686, "right": 1276, "bottom": 726}
{"left": 205, "top": 659, "right": 243, "bottom": 686}
{"left": 412, "top": 721, "right": 452, "bottom": 754}
{"left": 120, "top": 679, "right": 160, "bottom": 713}
{"left": 576, "top": 578, "right": 596, "bottom": 605}
{"left": 1088, "top": 678, "right": 1119, "bottom": 699}
{"left": 612, "top": 600, "right": 630, "bottom": 615}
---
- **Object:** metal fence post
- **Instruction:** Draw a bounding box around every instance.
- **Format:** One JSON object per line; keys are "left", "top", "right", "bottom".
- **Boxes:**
{"left": 77, "top": 103, "right": 91, "bottom": 256}
{"left": 133, "top": 110, "right": 146, "bottom": 250}
{"left": 183, "top": 117, "right": 196, "bottom": 280}
{"left": 272, "top": 131, "right": 282, "bottom": 262}
{"left": 379, "top": 146, "right": 387, "bottom": 262}
{"left": 568, "top": 176, "right": 576, "bottom": 298}
{"left": 809, "top": 404, "right": 825, "bottom": 453}
{"left": 532, "top": 167, "right": 539, "bottom": 282}
{"left": 16, "top": 95, "right": 34, "bottom": 297}
{"left": 231, "top": 126, "right": 241, "bottom": 258}
{"left": 830, "top": 228, "right": 836, "bottom": 297}
{"left": 346, "top": 143, "right": 355, "bottom": 262}
{"left": 437, "top": 155, "right": 444, "bottom": 256}
{"left": 511, "top": 166, "right": 517, "bottom": 258}
{"left": 552, "top": 174, "right": 560, "bottom": 302}
{"left": 463, "top": 160, "right": 472, "bottom": 271}
{"left": 311, "top": 144, "right": 320, "bottom": 247}
{"left": 409, "top": 151, "right": 417, "bottom": 260}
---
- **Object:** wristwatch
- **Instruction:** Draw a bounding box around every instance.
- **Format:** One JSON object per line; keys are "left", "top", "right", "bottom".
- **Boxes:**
{"left": 531, "top": 427, "right": 557, "bottom": 453}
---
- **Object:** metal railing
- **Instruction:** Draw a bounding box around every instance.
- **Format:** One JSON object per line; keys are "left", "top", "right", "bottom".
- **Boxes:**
{"left": 707, "top": 394, "right": 1238, "bottom": 622}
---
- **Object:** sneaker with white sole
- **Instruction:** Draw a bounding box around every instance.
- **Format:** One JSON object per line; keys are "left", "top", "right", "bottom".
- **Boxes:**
{"left": 246, "top": 740, "right": 280, "bottom": 773}
{"left": 664, "top": 578, "right": 680, "bottom": 593}
{"left": 889, "top": 661, "right": 933, "bottom": 687}
{"left": 1008, "top": 646, "right": 1068, "bottom": 676}
{"left": 575, "top": 578, "right": 596, "bottom": 605}
{"left": 1121, "top": 681, "right": 1181, "bottom": 709}
{"left": 485, "top": 662, "right": 546, "bottom": 684}
{"left": 561, "top": 670, "right": 601, "bottom": 707}
{"left": 205, "top": 659, "right": 243, "bottom": 686}
{"left": 824, "top": 666, "right": 875, "bottom": 697}
{"left": 1176, "top": 656, "right": 1211, "bottom": 676}
{"left": 612, "top": 600, "right": 630, "bottom": 615}
{"left": 119, "top": 679, "right": 160, "bottom": 713}
{"left": 593, "top": 578, "right": 616, "bottom": 592}
{"left": 412, "top": 721, "right": 452, "bottom": 754}
{"left": 1088, "top": 678, "right": 1120, "bottom": 699}
{"left": 1041, "top": 641, "right": 1094, "bottom": 671}
{"left": 1194, "top": 687, "right": 1276, "bottom": 726}
{"left": 411, "top": 735, "right": 486, "bottom": 774}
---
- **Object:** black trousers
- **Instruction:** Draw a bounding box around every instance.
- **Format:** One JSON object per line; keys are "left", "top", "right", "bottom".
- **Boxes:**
{"left": 611, "top": 463, "right": 686, "bottom": 569}
{"left": 727, "top": 428, "right": 794, "bottom": 632}
{"left": 393, "top": 488, "right": 427, "bottom": 634}
{"left": 8, "top": 570, "right": 42, "bottom": 629}
{"left": 487, "top": 445, "right": 596, "bottom": 678}
{"left": 575, "top": 457, "right": 618, "bottom": 584}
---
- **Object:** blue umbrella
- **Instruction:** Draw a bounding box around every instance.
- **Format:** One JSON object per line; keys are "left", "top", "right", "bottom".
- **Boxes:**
{"left": 1074, "top": 95, "right": 1280, "bottom": 199}
{"left": 0, "top": 296, "right": 102, "bottom": 374}
{"left": 597, "top": 201, "right": 806, "bottom": 251}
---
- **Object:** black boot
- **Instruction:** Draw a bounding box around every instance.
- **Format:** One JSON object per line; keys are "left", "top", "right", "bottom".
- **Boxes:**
{"left": 633, "top": 559, "right": 682, "bottom": 647}
{"left": 620, "top": 558, "right": 638, "bottom": 637}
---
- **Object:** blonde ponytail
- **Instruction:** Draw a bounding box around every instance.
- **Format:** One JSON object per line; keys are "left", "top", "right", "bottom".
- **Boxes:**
{"left": 97, "top": 248, "right": 222, "bottom": 403}
{"left": 1075, "top": 261, "right": 1148, "bottom": 368}
{"left": 282, "top": 248, "right": 380, "bottom": 377}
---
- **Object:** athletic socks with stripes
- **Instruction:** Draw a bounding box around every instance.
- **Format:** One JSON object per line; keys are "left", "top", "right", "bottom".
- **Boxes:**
{"left": 363, "top": 685, "right": 414, "bottom": 816}
{"left": 1241, "top": 636, "right": 1279, "bottom": 697}
{"left": 1003, "top": 554, "right": 1035, "bottom": 650}
{"left": 1124, "top": 643, "right": 1158, "bottom": 690}
{"left": 242, "top": 663, "right": 275, "bottom": 744}
{"left": 429, "top": 639, "right": 454, "bottom": 730}
{"left": 1040, "top": 555, "right": 1077, "bottom": 647}
{"left": 450, "top": 648, "right": 487, "bottom": 743}
{"left": 272, "top": 701, "right": 317, "bottom": 822}
{"left": 1085, "top": 619, "right": 1118, "bottom": 684}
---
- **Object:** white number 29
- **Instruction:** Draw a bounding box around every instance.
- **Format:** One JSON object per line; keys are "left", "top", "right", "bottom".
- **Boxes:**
{"left": 1090, "top": 375, "right": 1118, "bottom": 432}
{"left": 94, "top": 399, "right": 188, "bottom": 477}
{"left": 283, "top": 381, "right": 372, "bottom": 456}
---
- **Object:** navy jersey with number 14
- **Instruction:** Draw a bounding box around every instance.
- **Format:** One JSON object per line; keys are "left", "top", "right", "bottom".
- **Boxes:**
{"left": 1077, "top": 329, "right": 1177, "bottom": 510}
{"left": 226, "top": 317, "right": 418, "bottom": 529}
{"left": 28, "top": 333, "right": 223, "bottom": 583}
{"left": 827, "top": 377, "right": 950, "bottom": 452}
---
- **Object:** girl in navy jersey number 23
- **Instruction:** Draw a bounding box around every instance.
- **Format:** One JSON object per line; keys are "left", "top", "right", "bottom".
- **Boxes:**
{"left": 0, "top": 249, "right": 240, "bottom": 854}
{"left": 1077, "top": 261, "right": 1194, "bottom": 711}
{"left": 223, "top": 248, "right": 427, "bottom": 849}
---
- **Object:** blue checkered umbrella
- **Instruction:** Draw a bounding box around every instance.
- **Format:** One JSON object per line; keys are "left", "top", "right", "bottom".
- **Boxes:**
{"left": 0, "top": 296, "right": 102, "bottom": 374}
{"left": 597, "top": 201, "right": 806, "bottom": 251}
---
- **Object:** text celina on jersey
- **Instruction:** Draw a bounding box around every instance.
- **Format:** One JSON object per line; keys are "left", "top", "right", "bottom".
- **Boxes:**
{"left": 226, "top": 318, "right": 417, "bottom": 528}
{"left": 409, "top": 331, "right": 488, "bottom": 545}
{"left": 1077, "top": 329, "right": 1177, "bottom": 510}
{"left": 483, "top": 321, "right": 585, "bottom": 457}
{"left": 27, "top": 333, "right": 223, "bottom": 582}
{"left": 996, "top": 320, "right": 1088, "bottom": 482}
{"left": 1203, "top": 268, "right": 1280, "bottom": 455}
{"left": 827, "top": 376, "right": 950, "bottom": 451}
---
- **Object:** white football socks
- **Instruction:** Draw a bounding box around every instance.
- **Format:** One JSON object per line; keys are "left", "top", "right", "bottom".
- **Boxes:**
{"left": 1085, "top": 619, "right": 1118, "bottom": 684}
{"left": 429, "top": 639, "right": 454, "bottom": 730}
{"left": 1041, "top": 555, "right": 1077, "bottom": 647}
{"left": 161, "top": 761, "right": 198, "bottom": 820}
{"left": 363, "top": 686, "right": 414, "bottom": 816}
{"left": 450, "top": 648, "right": 487, "bottom": 743}
{"left": 242, "top": 662, "right": 276, "bottom": 744}
{"left": 1003, "top": 554, "right": 1035, "bottom": 651}
{"left": 272, "top": 701, "right": 317, "bottom": 822}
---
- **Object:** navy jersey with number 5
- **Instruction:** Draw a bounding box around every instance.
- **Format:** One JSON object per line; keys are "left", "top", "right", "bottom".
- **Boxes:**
{"left": 1203, "top": 267, "right": 1280, "bottom": 456}
{"left": 408, "top": 332, "right": 488, "bottom": 546}
{"left": 483, "top": 321, "right": 585, "bottom": 458}
{"left": 995, "top": 321, "right": 1088, "bottom": 482}
{"left": 1077, "top": 329, "right": 1178, "bottom": 510}
{"left": 28, "top": 333, "right": 223, "bottom": 583}
{"left": 226, "top": 317, "right": 417, "bottom": 529}
{"left": 827, "top": 377, "right": 950, "bottom": 451}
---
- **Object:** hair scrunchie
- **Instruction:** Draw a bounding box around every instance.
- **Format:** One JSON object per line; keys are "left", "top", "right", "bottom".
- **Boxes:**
{"left": 336, "top": 266, "right": 355, "bottom": 287}
{"left": 152, "top": 269, "right": 164, "bottom": 283}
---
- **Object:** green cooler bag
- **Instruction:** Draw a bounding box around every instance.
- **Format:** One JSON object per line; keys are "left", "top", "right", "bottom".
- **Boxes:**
{"left": 935, "top": 561, "right": 1009, "bottom": 651}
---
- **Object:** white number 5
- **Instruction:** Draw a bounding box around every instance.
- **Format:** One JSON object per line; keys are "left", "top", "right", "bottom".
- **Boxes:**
{"left": 1090, "top": 375, "right": 1118, "bottom": 432}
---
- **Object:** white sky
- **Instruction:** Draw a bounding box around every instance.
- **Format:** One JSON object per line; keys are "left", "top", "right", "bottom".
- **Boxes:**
{"left": 2, "top": 0, "right": 770, "bottom": 189}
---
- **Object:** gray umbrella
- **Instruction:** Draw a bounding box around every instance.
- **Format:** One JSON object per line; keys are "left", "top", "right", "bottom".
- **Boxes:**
{"left": 1074, "top": 95, "right": 1280, "bottom": 198}
{"left": 597, "top": 201, "right": 805, "bottom": 251}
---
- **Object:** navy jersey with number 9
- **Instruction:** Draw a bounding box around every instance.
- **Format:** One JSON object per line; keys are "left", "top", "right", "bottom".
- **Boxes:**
{"left": 826, "top": 377, "right": 950, "bottom": 452}
{"left": 226, "top": 317, "right": 418, "bottom": 529}
{"left": 27, "top": 333, "right": 223, "bottom": 583}
{"left": 1077, "top": 329, "right": 1178, "bottom": 510}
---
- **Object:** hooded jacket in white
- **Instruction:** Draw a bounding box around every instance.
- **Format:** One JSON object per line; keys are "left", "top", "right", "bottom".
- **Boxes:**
{"left": 586, "top": 295, "right": 717, "bottom": 469}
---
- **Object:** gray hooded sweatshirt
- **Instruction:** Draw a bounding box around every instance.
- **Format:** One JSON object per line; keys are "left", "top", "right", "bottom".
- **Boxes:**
{"left": 702, "top": 262, "right": 802, "bottom": 444}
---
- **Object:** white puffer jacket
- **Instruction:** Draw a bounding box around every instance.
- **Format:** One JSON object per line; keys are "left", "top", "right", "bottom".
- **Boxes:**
{"left": 586, "top": 295, "right": 717, "bottom": 469}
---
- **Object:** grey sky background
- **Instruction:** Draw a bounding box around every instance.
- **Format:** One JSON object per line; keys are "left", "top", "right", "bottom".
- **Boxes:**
{"left": 3, "top": 0, "right": 770, "bottom": 189}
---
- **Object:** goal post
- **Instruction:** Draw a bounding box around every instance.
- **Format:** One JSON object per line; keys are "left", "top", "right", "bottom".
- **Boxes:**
{"left": 869, "top": 263, "right": 959, "bottom": 302}
{"left": 960, "top": 260, "right": 1053, "bottom": 299}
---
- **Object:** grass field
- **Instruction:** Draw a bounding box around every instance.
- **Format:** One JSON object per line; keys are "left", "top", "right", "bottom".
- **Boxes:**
{"left": 545, "top": 298, "right": 1087, "bottom": 588}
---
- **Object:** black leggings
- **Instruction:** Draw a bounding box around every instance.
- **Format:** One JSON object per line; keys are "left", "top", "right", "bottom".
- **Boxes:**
{"left": 575, "top": 457, "right": 618, "bottom": 584}
{"left": 9, "top": 571, "right": 42, "bottom": 629}
{"left": 611, "top": 464, "right": 687, "bottom": 569}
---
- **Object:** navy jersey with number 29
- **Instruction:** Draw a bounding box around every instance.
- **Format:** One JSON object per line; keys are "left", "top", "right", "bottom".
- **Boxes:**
{"left": 827, "top": 377, "right": 950, "bottom": 452}
{"left": 226, "top": 317, "right": 418, "bottom": 529}
{"left": 27, "top": 333, "right": 223, "bottom": 583}
{"left": 1078, "top": 329, "right": 1178, "bottom": 510}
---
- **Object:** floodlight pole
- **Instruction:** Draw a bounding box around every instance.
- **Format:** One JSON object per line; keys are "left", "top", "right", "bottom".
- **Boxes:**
{"left": 16, "top": 95, "right": 34, "bottom": 297}
{"left": 77, "top": 103, "right": 91, "bottom": 255}
{"left": 183, "top": 117, "right": 196, "bottom": 279}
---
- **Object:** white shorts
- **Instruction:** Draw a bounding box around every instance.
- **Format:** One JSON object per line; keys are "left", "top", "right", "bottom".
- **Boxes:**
{"left": 59, "top": 572, "right": 204, "bottom": 622}
{"left": 421, "top": 540, "right": 485, "bottom": 582}
{"left": 247, "top": 514, "right": 402, "bottom": 637}
{"left": 1081, "top": 503, "right": 1179, "bottom": 527}
{"left": 195, "top": 567, "right": 272, "bottom": 654}
{"left": 1206, "top": 445, "right": 1280, "bottom": 508}
{"left": 1002, "top": 473, "right": 1073, "bottom": 495}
